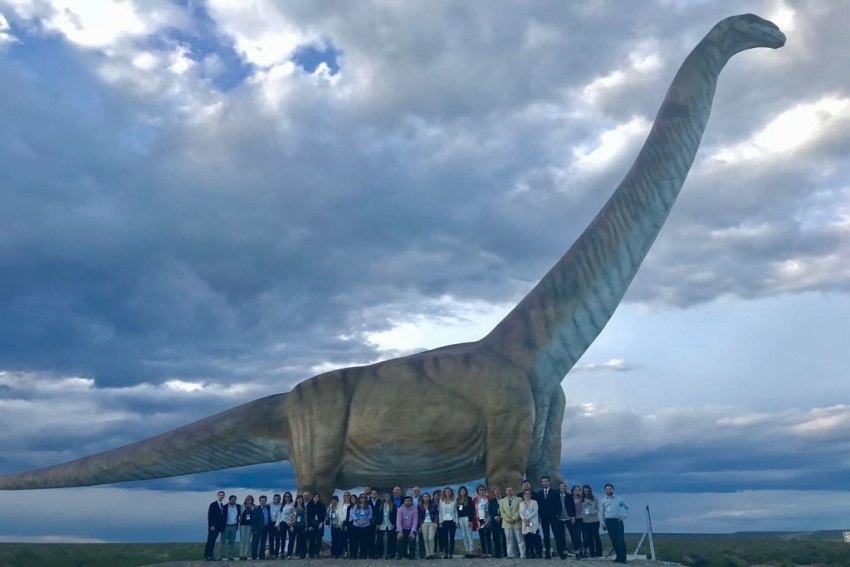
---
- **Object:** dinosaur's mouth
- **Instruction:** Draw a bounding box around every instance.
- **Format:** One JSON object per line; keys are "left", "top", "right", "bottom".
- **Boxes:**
{"left": 762, "top": 26, "right": 786, "bottom": 48}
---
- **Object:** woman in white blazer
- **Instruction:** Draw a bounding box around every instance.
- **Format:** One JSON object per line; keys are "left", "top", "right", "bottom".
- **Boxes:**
{"left": 438, "top": 487, "right": 458, "bottom": 559}
{"left": 520, "top": 490, "right": 542, "bottom": 559}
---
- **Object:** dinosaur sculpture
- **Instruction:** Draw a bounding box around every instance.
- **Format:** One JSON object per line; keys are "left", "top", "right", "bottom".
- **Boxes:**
{"left": 0, "top": 14, "right": 785, "bottom": 495}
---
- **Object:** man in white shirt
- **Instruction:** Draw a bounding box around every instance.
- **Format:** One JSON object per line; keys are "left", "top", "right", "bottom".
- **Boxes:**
{"left": 269, "top": 493, "right": 283, "bottom": 558}
{"left": 411, "top": 486, "right": 424, "bottom": 557}
{"left": 222, "top": 494, "right": 241, "bottom": 561}
{"left": 602, "top": 483, "right": 629, "bottom": 564}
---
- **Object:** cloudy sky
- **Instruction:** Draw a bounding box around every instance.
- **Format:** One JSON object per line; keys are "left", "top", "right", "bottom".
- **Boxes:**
{"left": 1, "top": 0, "right": 849, "bottom": 543}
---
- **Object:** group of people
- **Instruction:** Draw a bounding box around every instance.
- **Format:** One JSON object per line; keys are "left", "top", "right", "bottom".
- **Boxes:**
{"left": 204, "top": 477, "right": 630, "bottom": 563}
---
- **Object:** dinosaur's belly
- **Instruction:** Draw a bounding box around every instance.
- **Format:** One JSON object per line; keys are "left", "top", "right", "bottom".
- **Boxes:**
{"left": 339, "top": 398, "right": 486, "bottom": 487}
{"left": 338, "top": 446, "right": 485, "bottom": 488}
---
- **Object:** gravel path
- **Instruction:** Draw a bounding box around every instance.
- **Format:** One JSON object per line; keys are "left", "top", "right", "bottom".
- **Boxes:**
{"left": 143, "top": 557, "right": 682, "bottom": 567}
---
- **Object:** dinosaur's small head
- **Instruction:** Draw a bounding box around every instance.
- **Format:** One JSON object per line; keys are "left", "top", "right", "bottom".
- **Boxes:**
{"left": 711, "top": 13, "right": 786, "bottom": 55}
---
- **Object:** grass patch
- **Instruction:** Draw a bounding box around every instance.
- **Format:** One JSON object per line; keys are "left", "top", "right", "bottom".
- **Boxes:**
{"left": 0, "top": 542, "right": 197, "bottom": 567}
{"left": 645, "top": 533, "right": 850, "bottom": 567}
{"left": 1, "top": 533, "right": 849, "bottom": 567}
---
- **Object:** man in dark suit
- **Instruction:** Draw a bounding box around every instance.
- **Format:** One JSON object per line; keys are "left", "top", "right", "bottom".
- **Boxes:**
{"left": 252, "top": 495, "right": 272, "bottom": 560}
{"left": 204, "top": 490, "right": 226, "bottom": 561}
{"left": 536, "top": 476, "right": 561, "bottom": 559}
{"left": 488, "top": 487, "right": 506, "bottom": 558}
{"left": 368, "top": 489, "right": 383, "bottom": 558}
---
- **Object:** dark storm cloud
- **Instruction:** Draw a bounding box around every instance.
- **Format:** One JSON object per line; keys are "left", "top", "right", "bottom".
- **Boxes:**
{"left": 560, "top": 403, "right": 850, "bottom": 492}
{"left": 4, "top": 0, "right": 846, "bottom": 390}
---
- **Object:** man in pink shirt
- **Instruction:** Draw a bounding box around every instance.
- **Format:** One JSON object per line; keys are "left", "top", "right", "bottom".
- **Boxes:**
{"left": 396, "top": 496, "right": 419, "bottom": 559}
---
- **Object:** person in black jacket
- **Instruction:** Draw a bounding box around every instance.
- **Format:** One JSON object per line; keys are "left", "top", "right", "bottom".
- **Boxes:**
{"left": 292, "top": 494, "right": 308, "bottom": 558}
{"left": 251, "top": 495, "right": 271, "bottom": 560}
{"left": 569, "top": 485, "right": 586, "bottom": 558}
{"left": 536, "top": 476, "right": 561, "bottom": 559}
{"left": 307, "top": 492, "right": 327, "bottom": 558}
{"left": 488, "top": 487, "right": 506, "bottom": 558}
{"left": 368, "top": 489, "right": 383, "bottom": 558}
{"left": 204, "top": 490, "right": 226, "bottom": 561}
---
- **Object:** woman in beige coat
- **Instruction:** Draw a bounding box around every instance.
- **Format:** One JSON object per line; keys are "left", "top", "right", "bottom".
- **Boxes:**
{"left": 520, "top": 490, "right": 542, "bottom": 558}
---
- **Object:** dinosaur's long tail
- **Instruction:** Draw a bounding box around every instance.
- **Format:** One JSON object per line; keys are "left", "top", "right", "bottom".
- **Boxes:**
{"left": 0, "top": 393, "right": 291, "bottom": 489}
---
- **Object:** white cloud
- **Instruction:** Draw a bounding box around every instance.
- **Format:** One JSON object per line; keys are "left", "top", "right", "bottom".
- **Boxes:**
{"left": 581, "top": 69, "right": 629, "bottom": 105}
{"left": 578, "top": 41, "right": 663, "bottom": 107}
{"left": 770, "top": 231, "right": 850, "bottom": 293}
{"left": 131, "top": 50, "right": 159, "bottom": 72}
{"left": 790, "top": 405, "right": 850, "bottom": 438}
{"left": 167, "top": 44, "right": 194, "bottom": 76}
{"left": 162, "top": 379, "right": 205, "bottom": 393}
{"left": 365, "top": 296, "right": 513, "bottom": 354}
{"left": 42, "top": 1, "right": 146, "bottom": 47}
{"left": 1, "top": 1, "right": 214, "bottom": 110}
{"left": 0, "top": 11, "right": 15, "bottom": 44}
{"left": 767, "top": 3, "right": 797, "bottom": 35}
{"left": 206, "top": 0, "right": 314, "bottom": 68}
{"left": 0, "top": 371, "right": 94, "bottom": 391}
{"left": 572, "top": 116, "right": 651, "bottom": 173}
{"left": 4, "top": 0, "right": 178, "bottom": 49}
{"left": 710, "top": 96, "right": 850, "bottom": 164}
{"left": 572, "top": 358, "right": 633, "bottom": 373}
{"left": 716, "top": 414, "right": 771, "bottom": 427}
{"left": 0, "top": 369, "right": 272, "bottom": 455}
{"left": 709, "top": 222, "right": 779, "bottom": 243}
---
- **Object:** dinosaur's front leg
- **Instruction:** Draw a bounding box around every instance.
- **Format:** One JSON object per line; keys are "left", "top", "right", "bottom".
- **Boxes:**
{"left": 287, "top": 374, "right": 350, "bottom": 501}
{"left": 483, "top": 393, "right": 534, "bottom": 493}
{"left": 526, "top": 386, "right": 566, "bottom": 487}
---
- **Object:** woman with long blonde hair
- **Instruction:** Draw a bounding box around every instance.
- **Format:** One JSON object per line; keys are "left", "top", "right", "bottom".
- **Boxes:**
{"left": 456, "top": 485, "right": 475, "bottom": 557}
{"left": 238, "top": 495, "right": 254, "bottom": 561}
{"left": 438, "top": 486, "right": 458, "bottom": 558}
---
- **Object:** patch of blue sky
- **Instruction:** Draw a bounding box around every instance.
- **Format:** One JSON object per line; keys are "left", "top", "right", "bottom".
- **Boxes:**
{"left": 3, "top": 25, "right": 159, "bottom": 155}
{"left": 292, "top": 42, "right": 341, "bottom": 75}
{"left": 120, "top": 462, "right": 295, "bottom": 493}
{"left": 2, "top": 30, "right": 106, "bottom": 117}
{"left": 146, "top": 2, "right": 252, "bottom": 92}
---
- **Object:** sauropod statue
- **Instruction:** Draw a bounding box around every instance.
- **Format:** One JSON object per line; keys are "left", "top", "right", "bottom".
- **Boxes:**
{"left": 0, "top": 14, "right": 785, "bottom": 495}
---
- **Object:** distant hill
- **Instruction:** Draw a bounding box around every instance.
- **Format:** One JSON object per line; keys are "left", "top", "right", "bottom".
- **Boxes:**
{"left": 651, "top": 530, "right": 847, "bottom": 541}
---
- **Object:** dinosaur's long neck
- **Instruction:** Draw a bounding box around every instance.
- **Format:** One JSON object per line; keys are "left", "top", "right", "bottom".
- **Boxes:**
{"left": 484, "top": 37, "right": 728, "bottom": 387}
